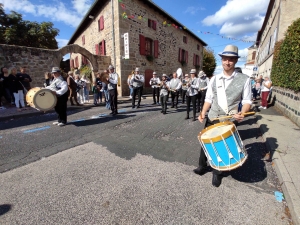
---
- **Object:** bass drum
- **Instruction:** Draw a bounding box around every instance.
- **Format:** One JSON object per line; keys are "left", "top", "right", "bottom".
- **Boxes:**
{"left": 26, "top": 87, "right": 57, "bottom": 111}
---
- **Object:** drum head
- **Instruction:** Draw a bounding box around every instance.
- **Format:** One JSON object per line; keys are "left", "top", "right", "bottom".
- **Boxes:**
{"left": 33, "top": 89, "right": 57, "bottom": 111}
{"left": 199, "top": 121, "right": 236, "bottom": 143}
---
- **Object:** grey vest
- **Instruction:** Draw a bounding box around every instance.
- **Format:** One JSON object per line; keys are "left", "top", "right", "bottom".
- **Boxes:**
{"left": 208, "top": 73, "right": 248, "bottom": 119}
{"left": 48, "top": 76, "right": 64, "bottom": 91}
{"left": 198, "top": 77, "right": 208, "bottom": 90}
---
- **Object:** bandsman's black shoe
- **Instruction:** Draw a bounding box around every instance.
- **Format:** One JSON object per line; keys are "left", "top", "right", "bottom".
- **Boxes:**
{"left": 212, "top": 174, "right": 222, "bottom": 187}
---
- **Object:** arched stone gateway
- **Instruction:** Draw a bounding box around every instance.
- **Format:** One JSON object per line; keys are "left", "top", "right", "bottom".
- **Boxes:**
{"left": 0, "top": 44, "right": 110, "bottom": 87}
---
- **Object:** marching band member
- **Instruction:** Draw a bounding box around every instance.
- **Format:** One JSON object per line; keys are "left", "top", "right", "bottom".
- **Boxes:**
{"left": 195, "top": 45, "right": 252, "bottom": 187}
{"left": 197, "top": 71, "right": 210, "bottom": 112}
{"left": 159, "top": 74, "right": 170, "bottom": 114}
{"left": 168, "top": 72, "right": 182, "bottom": 109}
{"left": 47, "top": 67, "right": 69, "bottom": 127}
{"left": 131, "top": 67, "right": 145, "bottom": 109}
{"left": 107, "top": 65, "right": 119, "bottom": 115}
{"left": 185, "top": 69, "right": 199, "bottom": 121}
{"left": 149, "top": 71, "right": 161, "bottom": 105}
{"left": 181, "top": 74, "right": 190, "bottom": 104}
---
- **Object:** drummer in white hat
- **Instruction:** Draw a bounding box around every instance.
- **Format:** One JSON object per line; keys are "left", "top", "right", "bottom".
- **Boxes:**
{"left": 194, "top": 45, "right": 252, "bottom": 187}
{"left": 46, "top": 67, "right": 69, "bottom": 127}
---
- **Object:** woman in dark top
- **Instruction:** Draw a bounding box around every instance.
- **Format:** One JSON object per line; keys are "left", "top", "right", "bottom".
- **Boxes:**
{"left": 1, "top": 67, "right": 14, "bottom": 105}
{"left": 8, "top": 67, "right": 26, "bottom": 111}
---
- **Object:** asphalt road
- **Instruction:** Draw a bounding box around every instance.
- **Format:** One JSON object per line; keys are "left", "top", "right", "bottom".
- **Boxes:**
{"left": 0, "top": 98, "right": 291, "bottom": 224}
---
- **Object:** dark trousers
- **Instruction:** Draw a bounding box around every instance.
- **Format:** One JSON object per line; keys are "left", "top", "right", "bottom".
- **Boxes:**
{"left": 182, "top": 89, "right": 187, "bottom": 103}
{"left": 186, "top": 95, "right": 197, "bottom": 117}
{"left": 132, "top": 86, "right": 142, "bottom": 107}
{"left": 55, "top": 93, "right": 68, "bottom": 124}
{"left": 197, "top": 90, "right": 206, "bottom": 112}
{"left": 199, "top": 118, "right": 222, "bottom": 175}
{"left": 252, "top": 88, "right": 258, "bottom": 99}
{"left": 160, "top": 95, "right": 168, "bottom": 112}
{"left": 170, "top": 91, "right": 179, "bottom": 107}
{"left": 152, "top": 87, "right": 159, "bottom": 103}
{"left": 109, "top": 89, "right": 118, "bottom": 113}
{"left": 69, "top": 88, "right": 79, "bottom": 105}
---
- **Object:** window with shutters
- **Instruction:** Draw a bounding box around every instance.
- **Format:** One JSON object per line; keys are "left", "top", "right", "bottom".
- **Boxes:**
{"left": 193, "top": 54, "right": 200, "bottom": 66}
{"left": 178, "top": 48, "right": 188, "bottom": 64}
{"left": 197, "top": 44, "right": 200, "bottom": 50}
{"left": 147, "top": 19, "right": 157, "bottom": 30}
{"left": 140, "top": 34, "right": 159, "bottom": 58}
{"left": 183, "top": 36, "right": 187, "bottom": 44}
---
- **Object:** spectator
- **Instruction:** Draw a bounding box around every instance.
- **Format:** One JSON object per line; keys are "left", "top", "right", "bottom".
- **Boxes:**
{"left": 17, "top": 66, "right": 32, "bottom": 91}
{"left": 80, "top": 74, "right": 91, "bottom": 103}
{"left": 127, "top": 72, "right": 134, "bottom": 99}
{"left": 259, "top": 76, "right": 272, "bottom": 109}
{"left": 8, "top": 67, "right": 26, "bottom": 112}
{"left": 255, "top": 78, "right": 261, "bottom": 98}
{"left": 67, "top": 71, "right": 81, "bottom": 106}
{"left": 251, "top": 76, "right": 257, "bottom": 100}
{"left": 74, "top": 74, "right": 85, "bottom": 104}
{"left": 101, "top": 70, "right": 110, "bottom": 110}
{"left": 0, "top": 67, "right": 13, "bottom": 105}
{"left": 92, "top": 81, "right": 100, "bottom": 105}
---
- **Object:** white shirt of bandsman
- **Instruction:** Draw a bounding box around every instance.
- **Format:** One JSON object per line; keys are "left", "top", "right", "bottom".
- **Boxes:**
{"left": 168, "top": 72, "right": 182, "bottom": 91}
{"left": 130, "top": 68, "right": 145, "bottom": 87}
{"left": 149, "top": 72, "right": 161, "bottom": 88}
{"left": 186, "top": 72, "right": 199, "bottom": 96}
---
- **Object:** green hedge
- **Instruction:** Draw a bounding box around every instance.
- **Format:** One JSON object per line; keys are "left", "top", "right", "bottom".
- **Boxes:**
{"left": 271, "top": 18, "right": 300, "bottom": 92}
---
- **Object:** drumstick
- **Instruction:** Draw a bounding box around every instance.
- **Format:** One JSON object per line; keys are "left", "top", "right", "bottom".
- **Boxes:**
{"left": 211, "top": 111, "right": 255, "bottom": 121}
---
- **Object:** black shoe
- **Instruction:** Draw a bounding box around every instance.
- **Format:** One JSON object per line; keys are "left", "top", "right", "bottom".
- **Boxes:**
{"left": 110, "top": 112, "right": 114, "bottom": 114}
{"left": 163, "top": 111, "right": 166, "bottom": 114}
{"left": 132, "top": 106, "right": 135, "bottom": 109}
{"left": 185, "top": 115, "right": 189, "bottom": 120}
{"left": 193, "top": 166, "right": 207, "bottom": 176}
{"left": 161, "top": 110, "right": 163, "bottom": 113}
{"left": 192, "top": 117, "right": 197, "bottom": 121}
{"left": 212, "top": 174, "right": 222, "bottom": 187}
{"left": 152, "top": 102, "right": 156, "bottom": 105}
{"left": 135, "top": 105, "right": 139, "bottom": 109}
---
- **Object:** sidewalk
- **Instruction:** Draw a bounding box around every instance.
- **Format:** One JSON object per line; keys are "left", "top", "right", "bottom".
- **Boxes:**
{"left": 256, "top": 105, "right": 300, "bottom": 225}
{"left": 0, "top": 94, "right": 133, "bottom": 122}
{"left": 1, "top": 97, "right": 300, "bottom": 224}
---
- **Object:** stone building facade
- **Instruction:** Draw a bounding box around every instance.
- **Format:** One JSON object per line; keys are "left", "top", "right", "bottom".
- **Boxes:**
{"left": 255, "top": 0, "right": 300, "bottom": 78}
{"left": 68, "top": 0, "right": 207, "bottom": 96}
{"left": 243, "top": 44, "right": 257, "bottom": 77}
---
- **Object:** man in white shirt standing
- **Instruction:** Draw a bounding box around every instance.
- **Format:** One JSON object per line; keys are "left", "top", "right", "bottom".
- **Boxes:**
{"left": 47, "top": 67, "right": 69, "bottom": 127}
{"left": 131, "top": 67, "right": 145, "bottom": 109}
{"left": 149, "top": 71, "right": 161, "bottom": 105}
{"left": 107, "top": 65, "right": 119, "bottom": 115}
{"left": 168, "top": 72, "right": 182, "bottom": 109}
{"left": 194, "top": 45, "right": 252, "bottom": 187}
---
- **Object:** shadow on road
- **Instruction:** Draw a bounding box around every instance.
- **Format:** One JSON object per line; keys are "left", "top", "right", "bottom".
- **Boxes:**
{"left": 0, "top": 204, "right": 12, "bottom": 216}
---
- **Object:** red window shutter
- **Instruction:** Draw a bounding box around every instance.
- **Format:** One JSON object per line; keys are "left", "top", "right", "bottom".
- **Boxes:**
{"left": 154, "top": 40, "right": 159, "bottom": 58}
{"left": 139, "top": 34, "right": 146, "bottom": 55}
{"left": 98, "top": 19, "right": 100, "bottom": 31}
{"left": 100, "top": 16, "right": 104, "bottom": 30}
{"left": 197, "top": 55, "right": 200, "bottom": 66}
{"left": 95, "top": 44, "right": 99, "bottom": 55}
{"left": 82, "top": 35, "right": 85, "bottom": 45}
{"left": 185, "top": 51, "right": 188, "bottom": 63}
{"left": 148, "top": 19, "right": 151, "bottom": 28}
{"left": 70, "top": 59, "right": 74, "bottom": 68}
{"left": 178, "top": 48, "right": 182, "bottom": 62}
{"left": 75, "top": 56, "right": 79, "bottom": 68}
{"left": 101, "top": 40, "right": 106, "bottom": 55}
{"left": 153, "top": 21, "right": 157, "bottom": 30}
{"left": 82, "top": 55, "right": 85, "bottom": 64}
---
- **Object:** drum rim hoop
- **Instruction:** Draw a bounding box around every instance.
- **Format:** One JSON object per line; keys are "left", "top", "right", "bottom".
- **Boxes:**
{"left": 198, "top": 121, "right": 237, "bottom": 143}
{"left": 210, "top": 154, "right": 248, "bottom": 171}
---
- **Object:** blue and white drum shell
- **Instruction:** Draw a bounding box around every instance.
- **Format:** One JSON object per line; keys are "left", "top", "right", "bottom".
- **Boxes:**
{"left": 198, "top": 121, "right": 247, "bottom": 171}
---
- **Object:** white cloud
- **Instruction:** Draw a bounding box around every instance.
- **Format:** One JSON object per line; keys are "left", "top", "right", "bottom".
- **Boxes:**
{"left": 184, "top": 6, "right": 205, "bottom": 15}
{"left": 72, "top": 0, "right": 92, "bottom": 16}
{"left": 1, "top": 0, "right": 92, "bottom": 28}
{"left": 56, "top": 38, "right": 69, "bottom": 48}
{"left": 202, "top": 0, "right": 269, "bottom": 37}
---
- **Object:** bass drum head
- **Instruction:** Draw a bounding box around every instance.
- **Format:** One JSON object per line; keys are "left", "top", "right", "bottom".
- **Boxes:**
{"left": 32, "top": 88, "right": 57, "bottom": 111}
{"left": 26, "top": 87, "right": 41, "bottom": 108}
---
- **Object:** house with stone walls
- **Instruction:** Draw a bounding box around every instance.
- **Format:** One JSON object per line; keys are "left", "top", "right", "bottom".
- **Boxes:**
{"left": 242, "top": 44, "right": 257, "bottom": 77}
{"left": 255, "top": 0, "right": 300, "bottom": 78}
{"left": 68, "top": 0, "right": 207, "bottom": 96}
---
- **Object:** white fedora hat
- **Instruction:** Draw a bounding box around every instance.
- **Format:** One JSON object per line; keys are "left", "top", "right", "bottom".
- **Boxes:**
{"left": 135, "top": 67, "right": 140, "bottom": 72}
{"left": 51, "top": 67, "right": 60, "bottom": 73}
{"left": 198, "top": 70, "right": 206, "bottom": 77}
{"left": 190, "top": 69, "right": 197, "bottom": 74}
{"left": 218, "top": 45, "right": 240, "bottom": 58}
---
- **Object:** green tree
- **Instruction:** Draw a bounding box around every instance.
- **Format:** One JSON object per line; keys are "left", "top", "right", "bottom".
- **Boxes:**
{"left": 203, "top": 47, "right": 216, "bottom": 76}
{"left": 271, "top": 18, "right": 300, "bottom": 92}
{"left": 0, "top": 4, "right": 59, "bottom": 49}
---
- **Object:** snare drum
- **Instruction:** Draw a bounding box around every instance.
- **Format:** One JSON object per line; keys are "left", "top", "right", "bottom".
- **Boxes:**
{"left": 26, "top": 87, "right": 57, "bottom": 111}
{"left": 198, "top": 121, "right": 247, "bottom": 171}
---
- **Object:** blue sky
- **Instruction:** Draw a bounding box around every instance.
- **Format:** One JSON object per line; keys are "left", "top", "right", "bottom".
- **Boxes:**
{"left": 1, "top": 0, "right": 269, "bottom": 73}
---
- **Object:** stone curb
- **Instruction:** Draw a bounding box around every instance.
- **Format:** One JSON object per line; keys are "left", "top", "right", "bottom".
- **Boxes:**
{"left": 257, "top": 118, "right": 300, "bottom": 225}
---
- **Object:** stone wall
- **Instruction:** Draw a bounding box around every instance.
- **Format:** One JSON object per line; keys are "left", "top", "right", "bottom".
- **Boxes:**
{"left": 0, "top": 44, "right": 109, "bottom": 87}
{"left": 270, "top": 86, "right": 300, "bottom": 127}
